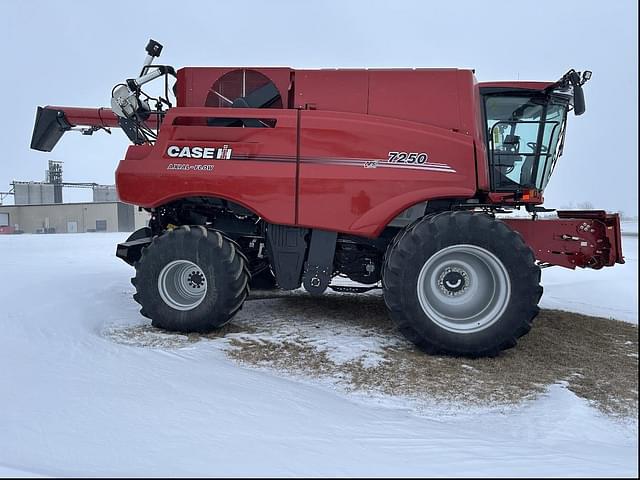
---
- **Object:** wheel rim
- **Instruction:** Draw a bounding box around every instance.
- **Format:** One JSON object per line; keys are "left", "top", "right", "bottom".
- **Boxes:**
{"left": 157, "top": 260, "right": 208, "bottom": 311}
{"left": 416, "top": 244, "right": 511, "bottom": 334}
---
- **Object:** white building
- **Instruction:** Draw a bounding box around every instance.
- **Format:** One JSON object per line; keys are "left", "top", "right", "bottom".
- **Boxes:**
{"left": 0, "top": 202, "right": 149, "bottom": 234}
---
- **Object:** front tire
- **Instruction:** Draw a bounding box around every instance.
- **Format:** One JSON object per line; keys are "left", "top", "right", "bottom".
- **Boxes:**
{"left": 383, "top": 211, "right": 542, "bottom": 357}
{"left": 132, "top": 226, "right": 250, "bottom": 332}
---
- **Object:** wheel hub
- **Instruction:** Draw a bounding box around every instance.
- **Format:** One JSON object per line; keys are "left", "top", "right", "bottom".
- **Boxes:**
{"left": 158, "top": 260, "right": 208, "bottom": 311}
{"left": 416, "top": 244, "right": 511, "bottom": 334}
{"left": 187, "top": 270, "right": 205, "bottom": 289}
{"left": 438, "top": 267, "right": 469, "bottom": 296}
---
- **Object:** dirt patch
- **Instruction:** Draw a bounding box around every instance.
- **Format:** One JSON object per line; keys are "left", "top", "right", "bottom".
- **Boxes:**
{"left": 104, "top": 321, "right": 254, "bottom": 349}
{"left": 106, "top": 291, "right": 637, "bottom": 417}
{"left": 227, "top": 294, "right": 638, "bottom": 418}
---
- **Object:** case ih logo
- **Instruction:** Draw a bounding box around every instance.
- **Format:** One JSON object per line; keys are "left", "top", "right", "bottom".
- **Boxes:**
{"left": 166, "top": 145, "right": 232, "bottom": 160}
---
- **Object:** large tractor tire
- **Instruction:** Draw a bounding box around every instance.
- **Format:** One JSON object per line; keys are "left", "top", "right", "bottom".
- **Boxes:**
{"left": 131, "top": 225, "right": 250, "bottom": 332}
{"left": 383, "top": 211, "right": 542, "bottom": 357}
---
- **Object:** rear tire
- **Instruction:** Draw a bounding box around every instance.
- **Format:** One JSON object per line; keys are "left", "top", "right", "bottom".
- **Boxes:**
{"left": 383, "top": 211, "right": 542, "bottom": 357}
{"left": 132, "top": 226, "right": 250, "bottom": 332}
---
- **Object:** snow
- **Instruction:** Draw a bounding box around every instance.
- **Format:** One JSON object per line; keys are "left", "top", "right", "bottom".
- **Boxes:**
{"left": 0, "top": 233, "right": 637, "bottom": 476}
{"left": 540, "top": 235, "right": 638, "bottom": 323}
{"left": 621, "top": 220, "right": 639, "bottom": 236}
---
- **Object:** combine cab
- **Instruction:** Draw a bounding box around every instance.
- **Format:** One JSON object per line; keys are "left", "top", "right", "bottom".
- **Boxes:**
{"left": 31, "top": 40, "right": 624, "bottom": 357}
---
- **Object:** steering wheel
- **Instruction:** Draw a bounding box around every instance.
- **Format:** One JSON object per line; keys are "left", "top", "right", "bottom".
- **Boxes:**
{"left": 527, "top": 141, "right": 548, "bottom": 153}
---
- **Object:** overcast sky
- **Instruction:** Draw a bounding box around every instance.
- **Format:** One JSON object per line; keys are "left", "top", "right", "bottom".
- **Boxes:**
{"left": 0, "top": 0, "right": 637, "bottom": 214}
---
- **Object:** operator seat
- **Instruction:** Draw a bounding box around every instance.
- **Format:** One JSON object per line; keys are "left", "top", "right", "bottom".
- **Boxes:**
{"left": 492, "top": 134, "right": 522, "bottom": 189}
{"left": 519, "top": 155, "right": 536, "bottom": 187}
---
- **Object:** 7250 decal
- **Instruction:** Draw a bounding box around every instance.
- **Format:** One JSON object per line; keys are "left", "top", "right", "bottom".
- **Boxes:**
{"left": 388, "top": 152, "right": 428, "bottom": 164}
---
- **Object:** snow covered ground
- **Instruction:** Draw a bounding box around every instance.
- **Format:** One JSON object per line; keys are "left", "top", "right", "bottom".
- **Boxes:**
{"left": 621, "top": 220, "right": 639, "bottom": 236}
{"left": 0, "top": 232, "right": 637, "bottom": 476}
{"left": 540, "top": 234, "right": 638, "bottom": 323}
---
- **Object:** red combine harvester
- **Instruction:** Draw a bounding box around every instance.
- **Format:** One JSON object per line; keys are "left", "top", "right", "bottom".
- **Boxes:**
{"left": 31, "top": 40, "right": 624, "bottom": 356}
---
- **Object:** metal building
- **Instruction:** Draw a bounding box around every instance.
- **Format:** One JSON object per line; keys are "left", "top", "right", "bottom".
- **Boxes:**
{"left": 0, "top": 201, "right": 149, "bottom": 234}
{"left": 13, "top": 182, "right": 56, "bottom": 205}
{"left": 92, "top": 185, "right": 118, "bottom": 202}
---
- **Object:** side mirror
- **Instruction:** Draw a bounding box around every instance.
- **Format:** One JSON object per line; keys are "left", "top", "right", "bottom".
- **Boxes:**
{"left": 568, "top": 70, "right": 588, "bottom": 116}
{"left": 546, "top": 69, "right": 591, "bottom": 116}
{"left": 573, "top": 84, "right": 585, "bottom": 116}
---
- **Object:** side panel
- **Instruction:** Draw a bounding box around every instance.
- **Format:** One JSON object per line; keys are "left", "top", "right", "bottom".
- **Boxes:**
{"left": 471, "top": 83, "right": 490, "bottom": 191}
{"left": 297, "top": 111, "right": 477, "bottom": 237}
{"left": 368, "top": 69, "right": 464, "bottom": 131}
{"left": 293, "top": 70, "right": 369, "bottom": 112}
{"left": 115, "top": 108, "right": 298, "bottom": 225}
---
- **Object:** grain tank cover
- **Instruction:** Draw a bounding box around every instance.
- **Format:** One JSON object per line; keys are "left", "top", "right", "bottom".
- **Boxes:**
{"left": 176, "top": 67, "right": 478, "bottom": 134}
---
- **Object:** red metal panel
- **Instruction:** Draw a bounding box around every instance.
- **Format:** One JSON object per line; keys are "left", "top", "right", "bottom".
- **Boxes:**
{"left": 293, "top": 70, "right": 368, "bottom": 113}
{"left": 471, "top": 83, "right": 490, "bottom": 191}
{"left": 47, "top": 106, "right": 119, "bottom": 128}
{"left": 116, "top": 105, "right": 479, "bottom": 236}
{"left": 454, "top": 70, "right": 477, "bottom": 136}
{"left": 557, "top": 210, "right": 625, "bottom": 265}
{"left": 115, "top": 107, "right": 298, "bottom": 225}
{"left": 297, "top": 110, "right": 477, "bottom": 237}
{"left": 367, "top": 69, "right": 467, "bottom": 131}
